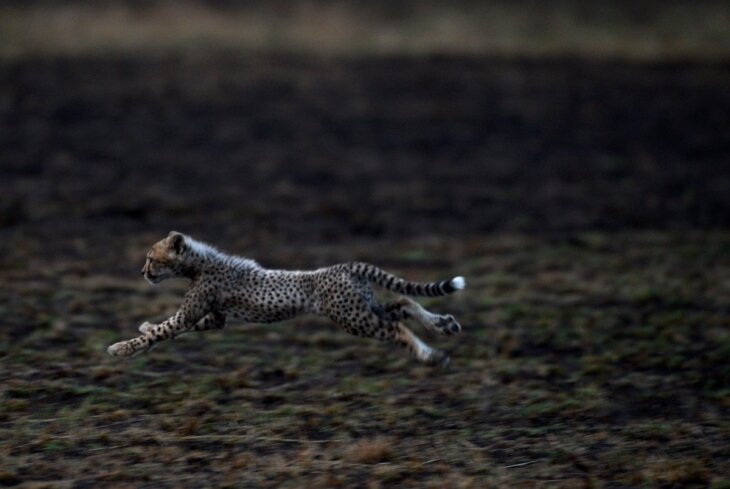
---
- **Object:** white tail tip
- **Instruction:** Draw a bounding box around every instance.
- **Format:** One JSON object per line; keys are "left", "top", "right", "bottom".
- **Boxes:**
{"left": 451, "top": 276, "right": 465, "bottom": 290}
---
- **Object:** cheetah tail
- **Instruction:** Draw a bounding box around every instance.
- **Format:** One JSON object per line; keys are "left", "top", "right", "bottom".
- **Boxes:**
{"left": 350, "top": 262, "right": 465, "bottom": 297}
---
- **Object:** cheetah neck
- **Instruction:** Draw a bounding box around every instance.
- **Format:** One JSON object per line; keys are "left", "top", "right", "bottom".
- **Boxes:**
{"left": 184, "top": 237, "right": 260, "bottom": 277}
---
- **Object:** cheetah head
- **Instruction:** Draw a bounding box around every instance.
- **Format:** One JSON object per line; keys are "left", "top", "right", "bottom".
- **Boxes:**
{"left": 142, "top": 231, "right": 190, "bottom": 284}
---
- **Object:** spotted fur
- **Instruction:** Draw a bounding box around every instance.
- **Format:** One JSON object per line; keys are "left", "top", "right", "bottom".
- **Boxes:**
{"left": 107, "top": 232, "right": 465, "bottom": 365}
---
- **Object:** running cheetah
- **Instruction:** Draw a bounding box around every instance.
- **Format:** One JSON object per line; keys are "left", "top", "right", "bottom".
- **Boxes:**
{"left": 107, "top": 232, "right": 465, "bottom": 365}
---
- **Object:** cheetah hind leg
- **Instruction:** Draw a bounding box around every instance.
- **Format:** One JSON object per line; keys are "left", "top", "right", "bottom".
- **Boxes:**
{"left": 394, "top": 322, "right": 450, "bottom": 367}
{"left": 383, "top": 297, "right": 462, "bottom": 336}
{"left": 327, "top": 309, "right": 448, "bottom": 366}
{"left": 324, "top": 287, "right": 449, "bottom": 366}
{"left": 342, "top": 315, "right": 449, "bottom": 366}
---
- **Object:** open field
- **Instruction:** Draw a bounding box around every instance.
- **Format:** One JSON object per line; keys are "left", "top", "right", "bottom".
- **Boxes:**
{"left": 1, "top": 230, "right": 729, "bottom": 487}
{"left": 1, "top": 54, "right": 729, "bottom": 487}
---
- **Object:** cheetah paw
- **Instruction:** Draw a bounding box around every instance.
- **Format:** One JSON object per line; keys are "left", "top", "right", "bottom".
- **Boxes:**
{"left": 435, "top": 314, "right": 462, "bottom": 335}
{"left": 425, "top": 349, "right": 450, "bottom": 368}
{"left": 107, "top": 339, "right": 147, "bottom": 358}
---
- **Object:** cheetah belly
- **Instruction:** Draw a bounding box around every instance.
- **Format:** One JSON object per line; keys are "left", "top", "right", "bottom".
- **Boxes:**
{"left": 217, "top": 274, "right": 312, "bottom": 324}
{"left": 217, "top": 297, "right": 301, "bottom": 324}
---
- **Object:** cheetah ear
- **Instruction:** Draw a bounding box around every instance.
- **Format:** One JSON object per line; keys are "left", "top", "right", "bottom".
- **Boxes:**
{"left": 168, "top": 231, "right": 185, "bottom": 254}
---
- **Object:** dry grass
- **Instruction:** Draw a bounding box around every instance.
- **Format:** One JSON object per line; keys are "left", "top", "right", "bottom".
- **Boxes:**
{"left": 1, "top": 1, "right": 729, "bottom": 59}
{"left": 344, "top": 437, "right": 394, "bottom": 464}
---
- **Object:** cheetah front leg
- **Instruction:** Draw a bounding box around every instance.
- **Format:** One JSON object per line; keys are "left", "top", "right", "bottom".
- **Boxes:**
{"left": 107, "top": 287, "right": 211, "bottom": 358}
{"left": 138, "top": 311, "right": 226, "bottom": 336}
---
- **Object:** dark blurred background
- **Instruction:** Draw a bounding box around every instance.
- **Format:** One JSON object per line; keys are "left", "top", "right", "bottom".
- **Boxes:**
{"left": 1, "top": 0, "right": 729, "bottom": 248}
{"left": 1, "top": 1, "right": 729, "bottom": 487}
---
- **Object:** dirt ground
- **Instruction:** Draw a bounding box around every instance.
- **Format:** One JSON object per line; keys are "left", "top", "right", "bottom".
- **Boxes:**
{"left": 1, "top": 55, "right": 729, "bottom": 488}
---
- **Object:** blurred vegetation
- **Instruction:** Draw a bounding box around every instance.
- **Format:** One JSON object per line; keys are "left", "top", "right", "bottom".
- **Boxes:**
{"left": 0, "top": 0, "right": 729, "bottom": 59}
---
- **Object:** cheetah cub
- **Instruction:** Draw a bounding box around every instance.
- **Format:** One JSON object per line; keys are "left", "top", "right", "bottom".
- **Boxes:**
{"left": 107, "top": 232, "right": 465, "bottom": 365}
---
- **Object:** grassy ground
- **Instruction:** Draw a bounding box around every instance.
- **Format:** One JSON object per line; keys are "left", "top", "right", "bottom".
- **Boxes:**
{"left": 1, "top": 231, "right": 729, "bottom": 487}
